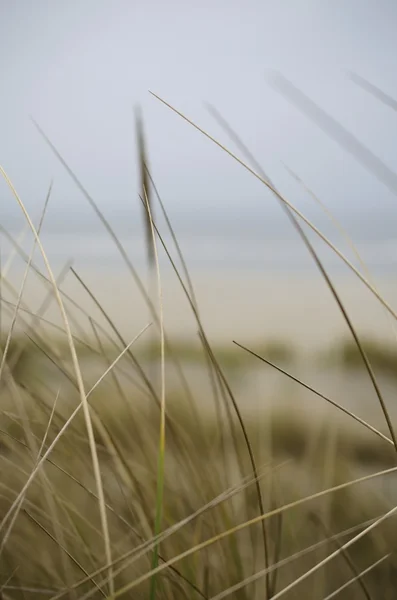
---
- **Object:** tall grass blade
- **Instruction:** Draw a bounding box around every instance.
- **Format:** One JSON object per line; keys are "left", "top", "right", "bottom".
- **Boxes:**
{"left": 139, "top": 179, "right": 166, "bottom": 599}
{"left": 268, "top": 71, "right": 397, "bottom": 197}
{"left": 233, "top": 342, "right": 393, "bottom": 446}
{"left": 348, "top": 72, "right": 397, "bottom": 113}
{"left": 322, "top": 554, "right": 390, "bottom": 600}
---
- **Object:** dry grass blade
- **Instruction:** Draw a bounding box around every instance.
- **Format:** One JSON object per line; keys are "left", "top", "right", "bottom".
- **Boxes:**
{"left": 0, "top": 225, "right": 28, "bottom": 278}
{"left": 69, "top": 267, "right": 159, "bottom": 402}
{"left": 135, "top": 107, "right": 161, "bottom": 440}
{"left": 0, "top": 181, "right": 52, "bottom": 383}
{"left": 0, "top": 566, "right": 19, "bottom": 594}
{"left": 199, "top": 332, "right": 270, "bottom": 597}
{"left": 322, "top": 555, "right": 390, "bottom": 600}
{"left": 282, "top": 163, "right": 373, "bottom": 281}
{"left": 206, "top": 103, "right": 275, "bottom": 186}
{"left": 268, "top": 509, "right": 396, "bottom": 600}
{"left": 0, "top": 225, "right": 29, "bottom": 343}
{"left": 310, "top": 513, "right": 373, "bottom": 600}
{"left": 2, "top": 586, "right": 58, "bottom": 597}
{"left": 23, "top": 509, "right": 106, "bottom": 597}
{"left": 0, "top": 235, "right": 1, "bottom": 346}
{"left": 7, "top": 258, "right": 76, "bottom": 374}
{"left": 347, "top": 72, "right": 397, "bottom": 113}
{"left": 86, "top": 324, "right": 152, "bottom": 397}
{"left": 144, "top": 166, "right": 199, "bottom": 312}
{"left": 0, "top": 298, "right": 92, "bottom": 350}
{"left": 1, "top": 261, "right": 150, "bottom": 396}
{"left": 268, "top": 71, "right": 397, "bottom": 197}
{"left": 135, "top": 106, "right": 154, "bottom": 267}
{"left": 140, "top": 182, "right": 166, "bottom": 599}
{"left": 0, "top": 229, "right": 86, "bottom": 341}
{"left": 233, "top": 341, "right": 393, "bottom": 446}
{"left": 37, "top": 387, "right": 60, "bottom": 459}
{"left": 0, "top": 224, "right": 91, "bottom": 320}
{"left": 149, "top": 91, "right": 397, "bottom": 322}
{"left": 0, "top": 235, "right": 2, "bottom": 352}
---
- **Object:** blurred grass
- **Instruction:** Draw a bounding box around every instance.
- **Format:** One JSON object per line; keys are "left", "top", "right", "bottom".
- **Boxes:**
{"left": 323, "top": 337, "right": 397, "bottom": 377}
{"left": 1, "top": 333, "right": 296, "bottom": 378}
{"left": 0, "top": 341, "right": 396, "bottom": 598}
{"left": 135, "top": 338, "right": 295, "bottom": 369}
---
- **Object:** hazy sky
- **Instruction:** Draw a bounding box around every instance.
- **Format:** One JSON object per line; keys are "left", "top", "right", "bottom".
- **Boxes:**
{"left": 1, "top": 0, "right": 397, "bottom": 235}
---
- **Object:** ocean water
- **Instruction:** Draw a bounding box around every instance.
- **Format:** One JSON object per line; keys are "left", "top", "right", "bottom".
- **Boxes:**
{"left": 2, "top": 195, "right": 397, "bottom": 273}
{"left": 3, "top": 223, "right": 397, "bottom": 275}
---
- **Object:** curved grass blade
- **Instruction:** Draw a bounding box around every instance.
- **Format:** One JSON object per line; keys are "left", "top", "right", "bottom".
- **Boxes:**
{"left": 322, "top": 554, "right": 390, "bottom": 600}
{"left": 268, "top": 71, "right": 397, "bottom": 197}
{"left": 348, "top": 72, "right": 397, "bottom": 113}
{"left": 0, "top": 182, "right": 52, "bottom": 382}
{"left": 310, "top": 512, "right": 373, "bottom": 600}
{"left": 140, "top": 184, "right": 166, "bottom": 600}
{"left": 233, "top": 342, "right": 393, "bottom": 446}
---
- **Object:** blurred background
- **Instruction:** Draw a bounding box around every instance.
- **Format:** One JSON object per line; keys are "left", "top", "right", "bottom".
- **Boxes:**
{"left": 2, "top": 2, "right": 397, "bottom": 598}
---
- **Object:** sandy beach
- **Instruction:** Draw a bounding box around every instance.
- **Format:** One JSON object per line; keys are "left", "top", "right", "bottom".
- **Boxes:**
{"left": 5, "top": 266, "right": 397, "bottom": 351}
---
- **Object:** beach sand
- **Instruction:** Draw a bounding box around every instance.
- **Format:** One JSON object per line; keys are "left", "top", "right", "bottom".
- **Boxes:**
{"left": 6, "top": 266, "right": 397, "bottom": 351}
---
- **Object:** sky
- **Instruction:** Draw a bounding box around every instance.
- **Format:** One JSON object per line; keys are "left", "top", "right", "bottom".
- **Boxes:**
{"left": 1, "top": 0, "right": 397, "bottom": 238}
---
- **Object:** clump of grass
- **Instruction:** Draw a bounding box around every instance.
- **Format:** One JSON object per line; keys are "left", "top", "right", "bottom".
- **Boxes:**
{"left": 2, "top": 79, "right": 397, "bottom": 600}
{"left": 1, "top": 333, "right": 296, "bottom": 381}
{"left": 1, "top": 370, "right": 396, "bottom": 599}
{"left": 139, "top": 338, "right": 295, "bottom": 370}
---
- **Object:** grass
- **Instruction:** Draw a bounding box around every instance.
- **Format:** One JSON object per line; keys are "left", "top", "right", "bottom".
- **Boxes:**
{"left": 0, "top": 333, "right": 296, "bottom": 385}
{"left": 325, "top": 338, "right": 397, "bottom": 377}
{"left": 1, "top": 81, "right": 397, "bottom": 599}
{"left": 1, "top": 370, "right": 397, "bottom": 599}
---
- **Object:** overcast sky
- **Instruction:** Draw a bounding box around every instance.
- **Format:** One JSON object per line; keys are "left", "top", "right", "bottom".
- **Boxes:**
{"left": 1, "top": 0, "right": 397, "bottom": 236}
